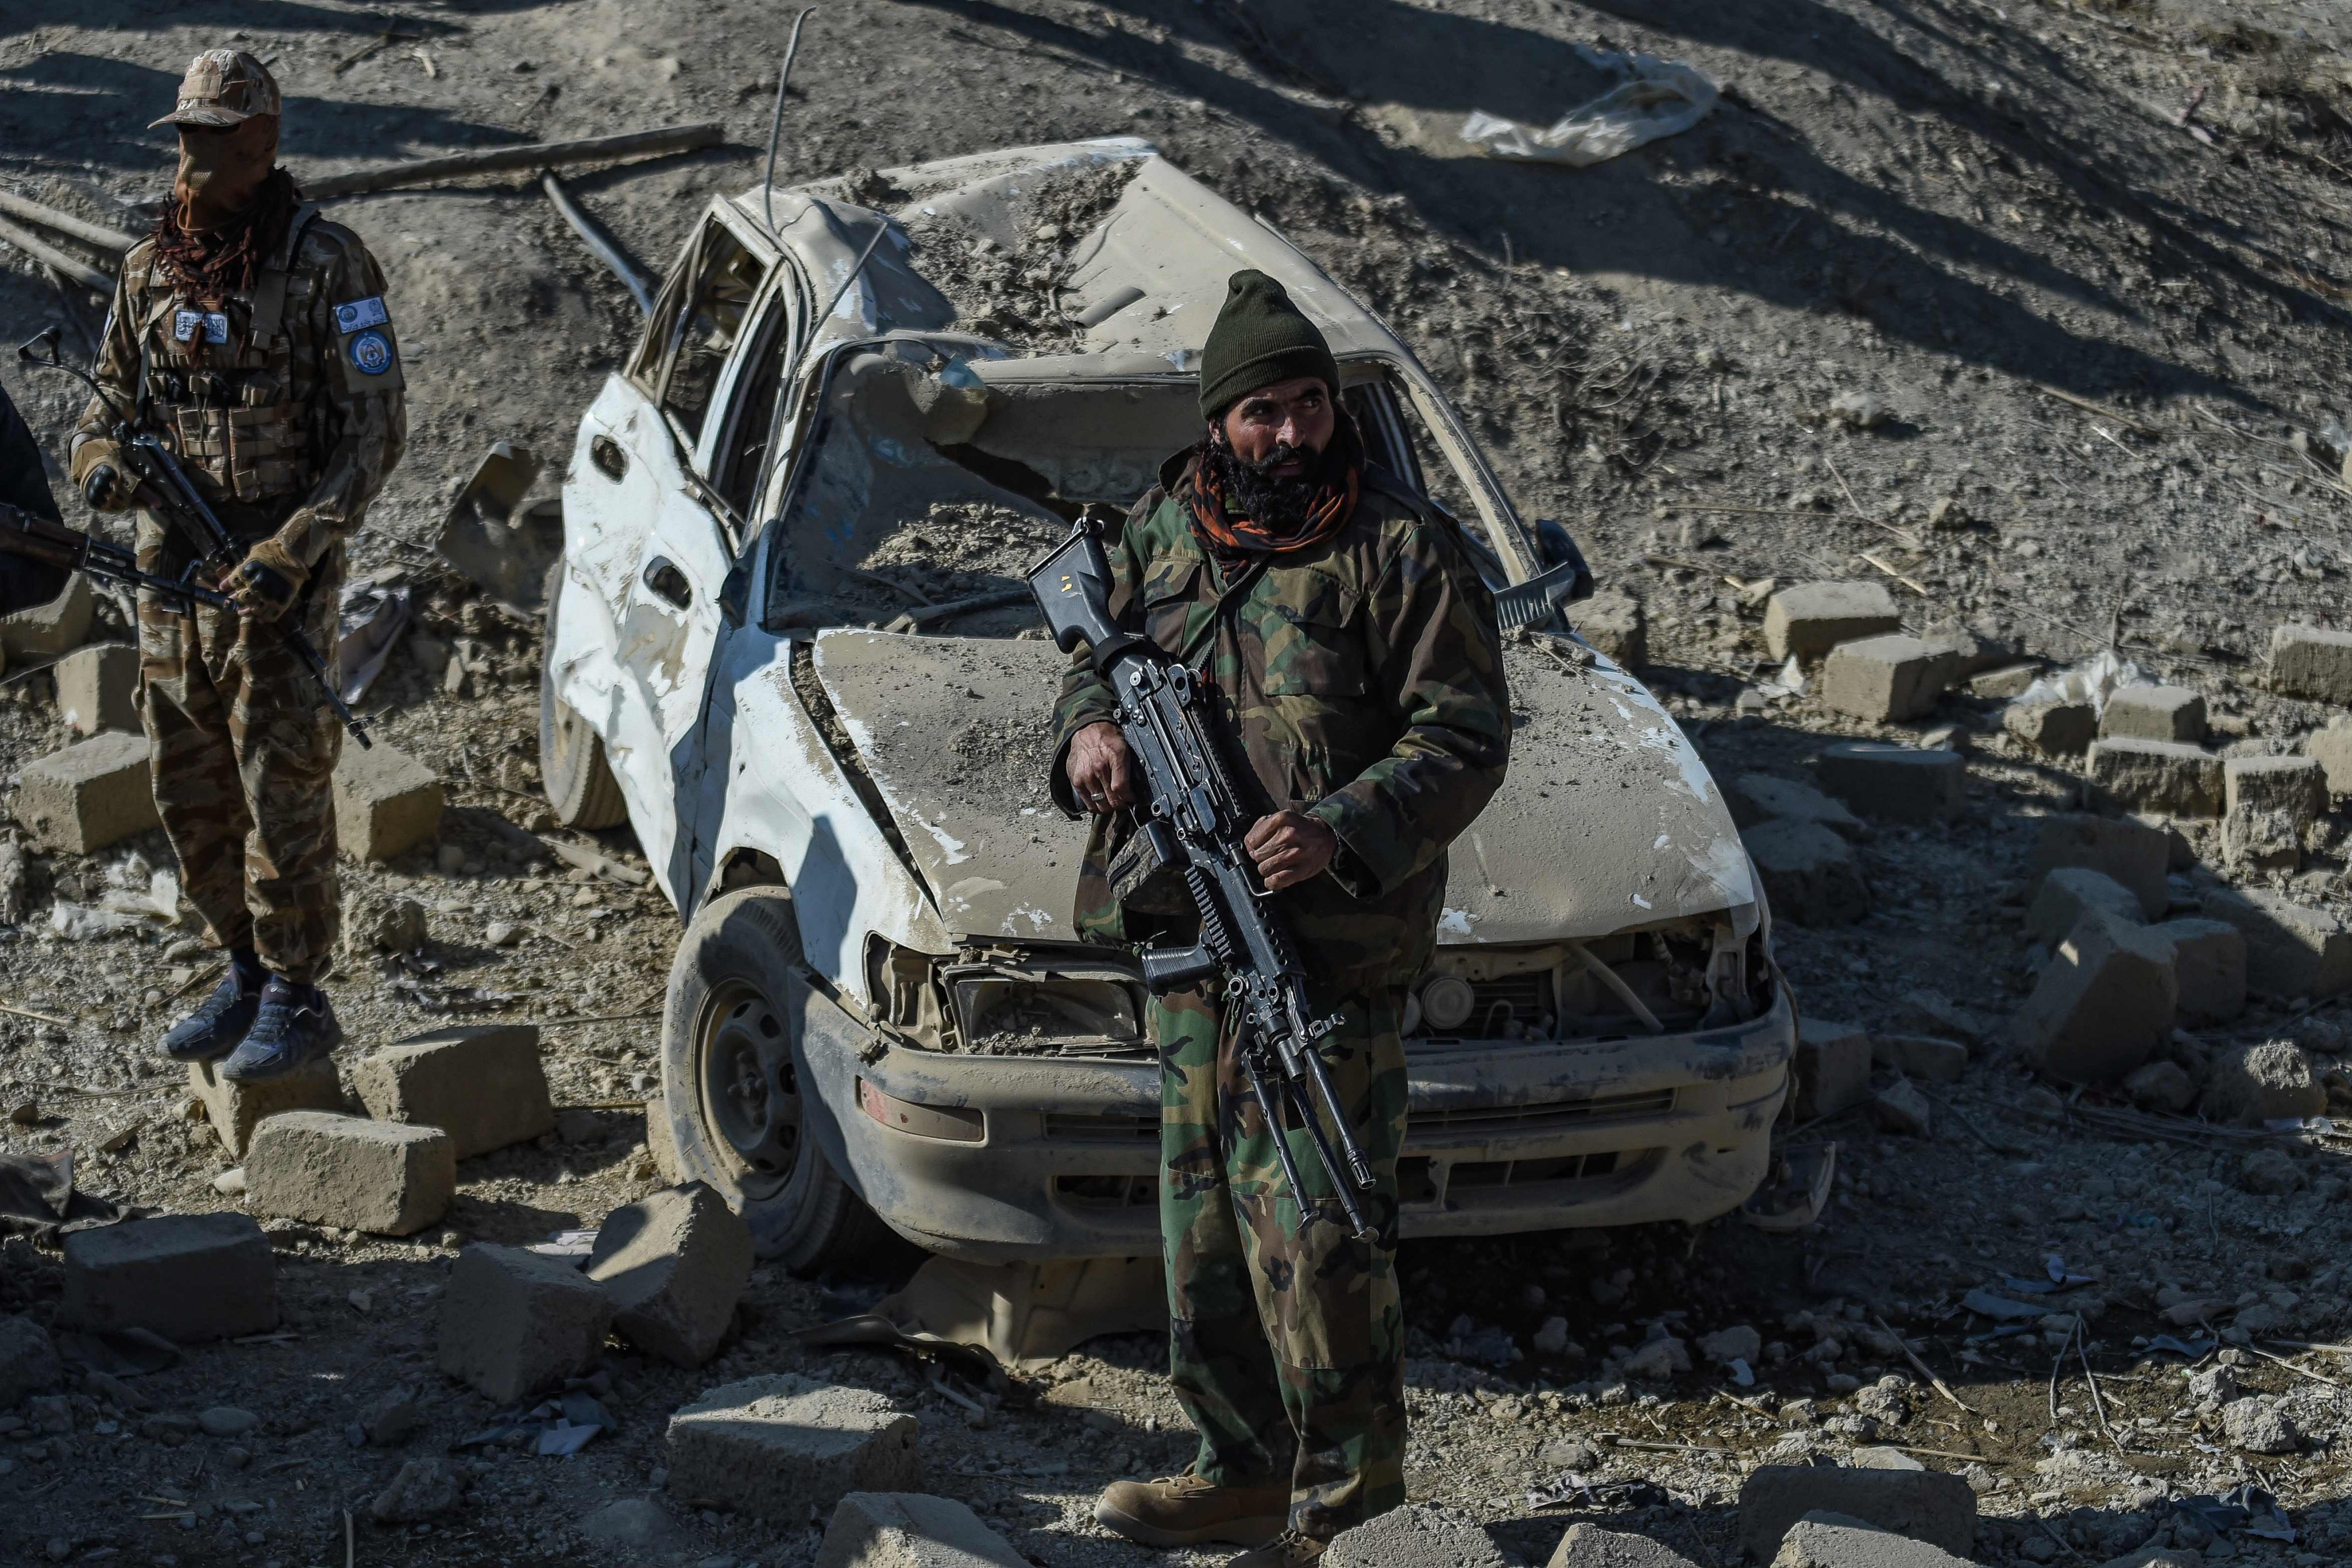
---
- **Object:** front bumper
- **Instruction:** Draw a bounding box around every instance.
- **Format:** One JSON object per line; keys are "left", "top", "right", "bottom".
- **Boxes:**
{"left": 794, "top": 981, "right": 1794, "bottom": 1262}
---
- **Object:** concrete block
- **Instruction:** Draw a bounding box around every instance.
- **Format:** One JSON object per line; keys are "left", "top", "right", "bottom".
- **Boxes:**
{"left": 1817, "top": 742, "right": 1963, "bottom": 822}
{"left": 15, "top": 731, "right": 157, "bottom": 855}
{"left": 645, "top": 1093, "right": 686, "bottom": 1185}
{"left": 1819, "top": 635, "right": 1951, "bottom": 724}
{"left": 2268, "top": 622, "right": 2352, "bottom": 704}
{"left": 333, "top": 740, "right": 444, "bottom": 862}
{"left": 816, "top": 1493, "right": 1028, "bottom": 1568}
{"left": 2222, "top": 755, "right": 2326, "bottom": 868}
{"left": 2302, "top": 717, "right": 2352, "bottom": 797}
{"left": 2102, "top": 685, "right": 2207, "bottom": 744}
{"left": 1326, "top": 1504, "right": 1510, "bottom": 1568}
{"left": 349, "top": 1024, "right": 552, "bottom": 1158}
{"left": 0, "top": 1313, "right": 63, "bottom": 1409}
{"left": 2148, "top": 918, "right": 2247, "bottom": 1024}
{"left": 1872, "top": 1079, "right": 1932, "bottom": 1136}
{"left": 188, "top": 1055, "right": 345, "bottom": 1160}
{"left": 1770, "top": 1513, "right": 1973, "bottom": 1568}
{"left": 246, "top": 1111, "right": 454, "bottom": 1236}
{"left": 2026, "top": 867, "right": 2143, "bottom": 946}
{"left": 2123, "top": 1060, "right": 2196, "bottom": 1113}
{"left": 1729, "top": 774, "right": 1861, "bottom": 837}
{"left": 436, "top": 1243, "right": 613, "bottom": 1404}
{"left": 586, "top": 1183, "right": 752, "bottom": 1368}
{"left": 2199, "top": 886, "right": 2352, "bottom": 999}
{"left": 53, "top": 642, "right": 139, "bottom": 735}
{"left": 0, "top": 573, "right": 92, "bottom": 662}
{"left": 1547, "top": 1523, "right": 1700, "bottom": 1568}
{"left": 2199, "top": 1040, "right": 2326, "bottom": 1127}
{"left": 2010, "top": 909, "right": 2179, "bottom": 1084}
{"left": 1743, "top": 820, "right": 1870, "bottom": 926}
{"left": 60, "top": 1213, "right": 276, "bottom": 1342}
{"left": 666, "top": 1374, "right": 922, "bottom": 1524}
{"left": 1918, "top": 624, "right": 2013, "bottom": 680}
{"left": 2030, "top": 814, "right": 2169, "bottom": 921}
{"left": 1735, "top": 1466, "right": 1976, "bottom": 1562}
{"left": 2003, "top": 698, "right": 2096, "bottom": 756}
{"left": 1575, "top": 590, "right": 1646, "bottom": 670}
{"left": 2087, "top": 739, "right": 2224, "bottom": 817}
{"left": 1967, "top": 662, "right": 2040, "bottom": 700}
{"left": 1764, "top": 581, "right": 1900, "bottom": 665}
{"left": 1793, "top": 1018, "right": 1872, "bottom": 1121}
{"left": 1896, "top": 990, "right": 1991, "bottom": 1045}
{"left": 1872, "top": 1035, "right": 1968, "bottom": 1084}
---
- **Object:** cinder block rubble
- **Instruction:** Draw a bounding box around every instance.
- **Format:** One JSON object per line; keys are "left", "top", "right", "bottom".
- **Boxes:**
{"left": 1547, "top": 1524, "right": 1701, "bottom": 1568}
{"left": 1729, "top": 774, "right": 1861, "bottom": 836}
{"left": 1817, "top": 742, "right": 1963, "bottom": 823}
{"left": 2268, "top": 622, "right": 2352, "bottom": 704}
{"left": 1742, "top": 820, "right": 1870, "bottom": 926}
{"left": 16, "top": 731, "right": 158, "bottom": 855}
{"left": 1793, "top": 1018, "right": 1872, "bottom": 1121}
{"left": 2026, "top": 867, "right": 2143, "bottom": 947}
{"left": 1967, "top": 663, "right": 2040, "bottom": 700}
{"left": 2087, "top": 739, "right": 2224, "bottom": 817}
{"left": 2100, "top": 685, "right": 2206, "bottom": 744}
{"left": 1574, "top": 590, "right": 1646, "bottom": 670}
{"left": 54, "top": 642, "right": 139, "bottom": 735}
{"left": 586, "top": 1183, "right": 752, "bottom": 1368}
{"left": 350, "top": 1024, "right": 552, "bottom": 1158}
{"left": 815, "top": 1493, "right": 1028, "bottom": 1568}
{"left": 246, "top": 1111, "right": 455, "bottom": 1236}
{"left": 2003, "top": 698, "right": 2096, "bottom": 756}
{"left": 1735, "top": 1465, "right": 1976, "bottom": 1562}
{"left": 333, "top": 740, "right": 444, "bottom": 862}
{"left": 1764, "top": 581, "right": 1901, "bottom": 665}
{"left": 1769, "top": 1512, "right": 1973, "bottom": 1568}
{"left": 61, "top": 1213, "right": 276, "bottom": 1342}
{"left": 2009, "top": 909, "right": 2179, "bottom": 1084}
{"left": 0, "top": 574, "right": 92, "bottom": 662}
{"left": 2148, "top": 917, "right": 2247, "bottom": 1024}
{"left": 2303, "top": 717, "right": 2352, "bottom": 797}
{"left": 2030, "top": 814, "right": 2169, "bottom": 921}
{"left": 436, "top": 1243, "right": 613, "bottom": 1404}
{"left": 1324, "top": 1503, "right": 1509, "bottom": 1568}
{"left": 1871, "top": 1035, "right": 1967, "bottom": 1084}
{"left": 2199, "top": 1040, "right": 2326, "bottom": 1127}
{"left": 2222, "top": 755, "right": 2326, "bottom": 868}
{"left": 666, "top": 1374, "right": 922, "bottom": 1524}
{"left": 1820, "top": 636, "right": 1952, "bottom": 724}
{"left": 2199, "top": 886, "right": 2352, "bottom": 999}
{"left": 188, "top": 1055, "right": 345, "bottom": 1160}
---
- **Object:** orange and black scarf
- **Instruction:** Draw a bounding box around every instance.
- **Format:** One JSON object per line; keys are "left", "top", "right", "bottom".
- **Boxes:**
{"left": 1181, "top": 427, "right": 1361, "bottom": 558}
{"left": 153, "top": 168, "right": 302, "bottom": 296}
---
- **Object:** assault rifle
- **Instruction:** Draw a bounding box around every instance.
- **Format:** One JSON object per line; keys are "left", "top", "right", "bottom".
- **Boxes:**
{"left": 0, "top": 499, "right": 232, "bottom": 611}
{"left": 14, "top": 327, "right": 369, "bottom": 747}
{"left": 1029, "top": 516, "right": 1379, "bottom": 1243}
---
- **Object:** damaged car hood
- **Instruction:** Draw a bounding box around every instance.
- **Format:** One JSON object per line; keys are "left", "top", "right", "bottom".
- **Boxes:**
{"left": 809, "top": 629, "right": 1752, "bottom": 946}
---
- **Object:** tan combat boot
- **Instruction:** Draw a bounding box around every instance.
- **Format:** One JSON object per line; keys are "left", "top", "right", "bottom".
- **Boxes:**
{"left": 1223, "top": 1530, "right": 1330, "bottom": 1567}
{"left": 1094, "top": 1470, "right": 1291, "bottom": 1548}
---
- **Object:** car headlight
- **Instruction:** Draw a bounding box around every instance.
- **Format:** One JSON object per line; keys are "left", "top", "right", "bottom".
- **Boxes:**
{"left": 945, "top": 955, "right": 1146, "bottom": 1055}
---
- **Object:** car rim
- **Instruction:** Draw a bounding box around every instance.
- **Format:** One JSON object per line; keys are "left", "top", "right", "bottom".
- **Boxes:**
{"left": 696, "top": 977, "right": 801, "bottom": 1199}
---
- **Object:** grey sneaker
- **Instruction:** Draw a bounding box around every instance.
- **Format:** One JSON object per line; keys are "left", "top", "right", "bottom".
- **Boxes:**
{"left": 220, "top": 978, "right": 343, "bottom": 1082}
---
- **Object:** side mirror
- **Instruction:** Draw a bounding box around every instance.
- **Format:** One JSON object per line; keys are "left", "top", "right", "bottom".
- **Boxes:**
{"left": 1534, "top": 519, "right": 1595, "bottom": 604}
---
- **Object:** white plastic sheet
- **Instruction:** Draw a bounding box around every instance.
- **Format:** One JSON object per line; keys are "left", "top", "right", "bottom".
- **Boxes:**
{"left": 2010, "top": 649, "right": 2149, "bottom": 717}
{"left": 1460, "top": 47, "right": 1721, "bottom": 167}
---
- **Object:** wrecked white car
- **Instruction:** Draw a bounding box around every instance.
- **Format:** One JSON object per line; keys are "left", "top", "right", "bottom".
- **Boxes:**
{"left": 541, "top": 138, "right": 1794, "bottom": 1269}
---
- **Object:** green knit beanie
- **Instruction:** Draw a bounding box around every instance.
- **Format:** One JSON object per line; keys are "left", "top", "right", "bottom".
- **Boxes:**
{"left": 1196, "top": 269, "right": 1340, "bottom": 422}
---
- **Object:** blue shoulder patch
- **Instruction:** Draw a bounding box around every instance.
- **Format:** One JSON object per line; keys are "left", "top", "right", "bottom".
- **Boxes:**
{"left": 349, "top": 330, "right": 395, "bottom": 376}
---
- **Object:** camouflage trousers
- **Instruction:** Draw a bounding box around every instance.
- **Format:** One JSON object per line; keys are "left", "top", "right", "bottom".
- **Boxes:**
{"left": 137, "top": 541, "right": 343, "bottom": 983}
{"left": 1157, "top": 982, "right": 1408, "bottom": 1541}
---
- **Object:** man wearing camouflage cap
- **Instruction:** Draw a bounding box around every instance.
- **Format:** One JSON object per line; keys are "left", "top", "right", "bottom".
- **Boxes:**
{"left": 72, "top": 49, "right": 406, "bottom": 1079}
{"left": 1056, "top": 272, "right": 1511, "bottom": 1566}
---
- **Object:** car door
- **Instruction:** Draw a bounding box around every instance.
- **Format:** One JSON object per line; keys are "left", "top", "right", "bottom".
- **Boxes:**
{"left": 565, "top": 209, "right": 786, "bottom": 902}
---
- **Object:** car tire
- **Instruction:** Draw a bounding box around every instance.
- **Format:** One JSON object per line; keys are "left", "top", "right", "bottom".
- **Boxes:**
{"left": 538, "top": 562, "right": 628, "bottom": 829}
{"left": 659, "top": 886, "right": 913, "bottom": 1277}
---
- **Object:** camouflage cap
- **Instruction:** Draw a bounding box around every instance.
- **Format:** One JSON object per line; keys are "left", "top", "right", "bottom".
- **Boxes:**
{"left": 150, "top": 49, "right": 283, "bottom": 130}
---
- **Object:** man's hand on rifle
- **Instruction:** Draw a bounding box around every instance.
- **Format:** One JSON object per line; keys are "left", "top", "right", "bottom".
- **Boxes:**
{"left": 230, "top": 535, "right": 308, "bottom": 622}
{"left": 1246, "top": 809, "right": 1337, "bottom": 891}
{"left": 1068, "top": 721, "right": 1136, "bottom": 814}
{"left": 69, "top": 440, "right": 137, "bottom": 513}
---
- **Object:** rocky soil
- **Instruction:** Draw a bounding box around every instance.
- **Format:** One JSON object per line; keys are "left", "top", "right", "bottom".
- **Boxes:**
{"left": 5, "top": 1, "right": 2352, "bottom": 1566}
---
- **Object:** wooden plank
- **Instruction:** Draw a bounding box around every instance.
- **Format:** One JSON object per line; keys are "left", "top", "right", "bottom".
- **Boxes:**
{"left": 302, "top": 122, "right": 725, "bottom": 200}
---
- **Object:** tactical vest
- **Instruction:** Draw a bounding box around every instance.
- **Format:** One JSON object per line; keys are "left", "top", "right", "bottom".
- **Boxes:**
{"left": 138, "top": 202, "right": 323, "bottom": 509}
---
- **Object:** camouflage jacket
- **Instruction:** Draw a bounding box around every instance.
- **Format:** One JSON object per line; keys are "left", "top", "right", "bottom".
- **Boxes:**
{"left": 73, "top": 203, "right": 406, "bottom": 569}
{"left": 1051, "top": 449, "right": 1512, "bottom": 986}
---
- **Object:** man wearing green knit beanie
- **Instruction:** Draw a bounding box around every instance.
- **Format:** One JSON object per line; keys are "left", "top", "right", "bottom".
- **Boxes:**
{"left": 1052, "top": 271, "right": 1512, "bottom": 1566}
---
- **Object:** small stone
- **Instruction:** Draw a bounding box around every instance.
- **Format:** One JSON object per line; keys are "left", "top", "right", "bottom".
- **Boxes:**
{"left": 1849, "top": 1446, "right": 1926, "bottom": 1472}
{"left": 1539, "top": 1436, "right": 1603, "bottom": 1472}
{"left": 370, "top": 1456, "right": 462, "bottom": 1522}
{"left": 1574, "top": 590, "right": 1647, "bottom": 670}
{"left": 1326, "top": 1503, "right": 1511, "bottom": 1568}
{"left": 2199, "top": 1040, "right": 2325, "bottom": 1126}
{"left": 1531, "top": 1317, "right": 1572, "bottom": 1357}
{"left": 2220, "top": 1395, "right": 2299, "bottom": 1454}
{"left": 1700, "top": 1324, "right": 1763, "bottom": 1366}
{"left": 2238, "top": 1148, "right": 2305, "bottom": 1195}
{"left": 1623, "top": 1337, "right": 1691, "bottom": 1380}
{"left": 198, "top": 1406, "right": 257, "bottom": 1438}
{"left": 484, "top": 920, "right": 519, "bottom": 947}
{"left": 1764, "top": 582, "right": 1901, "bottom": 665}
{"left": 210, "top": 1167, "right": 247, "bottom": 1197}
{"left": 350, "top": 893, "right": 428, "bottom": 953}
{"left": 2122, "top": 1060, "right": 2195, "bottom": 1114}
{"left": 1967, "top": 662, "right": 2040, "bottom": 700}
{"left": 2087, "top": 739, "right": 2225, "bottom": 817}
{"left": 1926, "top": 496, "right": 1969, "bottom": 531}
{"left": 1871, "top": 1079, "right": 1933, "bottom": 1136}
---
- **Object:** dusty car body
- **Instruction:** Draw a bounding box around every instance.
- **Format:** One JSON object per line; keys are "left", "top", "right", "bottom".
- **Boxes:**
{"left": 542, "top": 137, "right": 1794, "bottom": 1268}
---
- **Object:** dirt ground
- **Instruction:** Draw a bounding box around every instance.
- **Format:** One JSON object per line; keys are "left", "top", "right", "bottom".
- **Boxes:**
{"left": 5, "top": 1, "right": 2352, "bottom": 1565}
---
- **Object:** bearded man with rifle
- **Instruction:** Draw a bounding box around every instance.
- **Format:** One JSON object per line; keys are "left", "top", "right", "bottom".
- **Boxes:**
{"left": 1055, "top": 271, "right": 1511, "bottom": 1567}
{"left": 67, "top": 49, "right": 406, "bottom": 1080}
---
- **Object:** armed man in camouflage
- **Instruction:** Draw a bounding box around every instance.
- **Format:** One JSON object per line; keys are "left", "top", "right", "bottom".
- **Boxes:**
{"left": 1055, "top": 271, "right": 1511, "bottom": 1567}
{"left": 71, "top": 49, "right": 406, "bottom": 1080}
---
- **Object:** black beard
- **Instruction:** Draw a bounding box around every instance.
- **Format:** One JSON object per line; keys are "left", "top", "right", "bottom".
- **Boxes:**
{"left": 1209, "top": 437, "right": 1326, "bottom": 535}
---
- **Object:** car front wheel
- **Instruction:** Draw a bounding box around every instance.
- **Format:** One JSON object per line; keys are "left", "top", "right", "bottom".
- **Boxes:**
{"left": 659, "top": 886, "right": 910, "bottom": 1276}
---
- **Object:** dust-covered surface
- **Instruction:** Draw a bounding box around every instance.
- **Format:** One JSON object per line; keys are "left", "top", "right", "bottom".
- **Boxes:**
{"left": 849, "top": 498, "right": 1064, "bottom": 635}
{"left": 900, "top": 160, "right": 1144, "bottom": 351}
{"left": 5, "top": 0, "right": 2352, "bottom": 1565}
